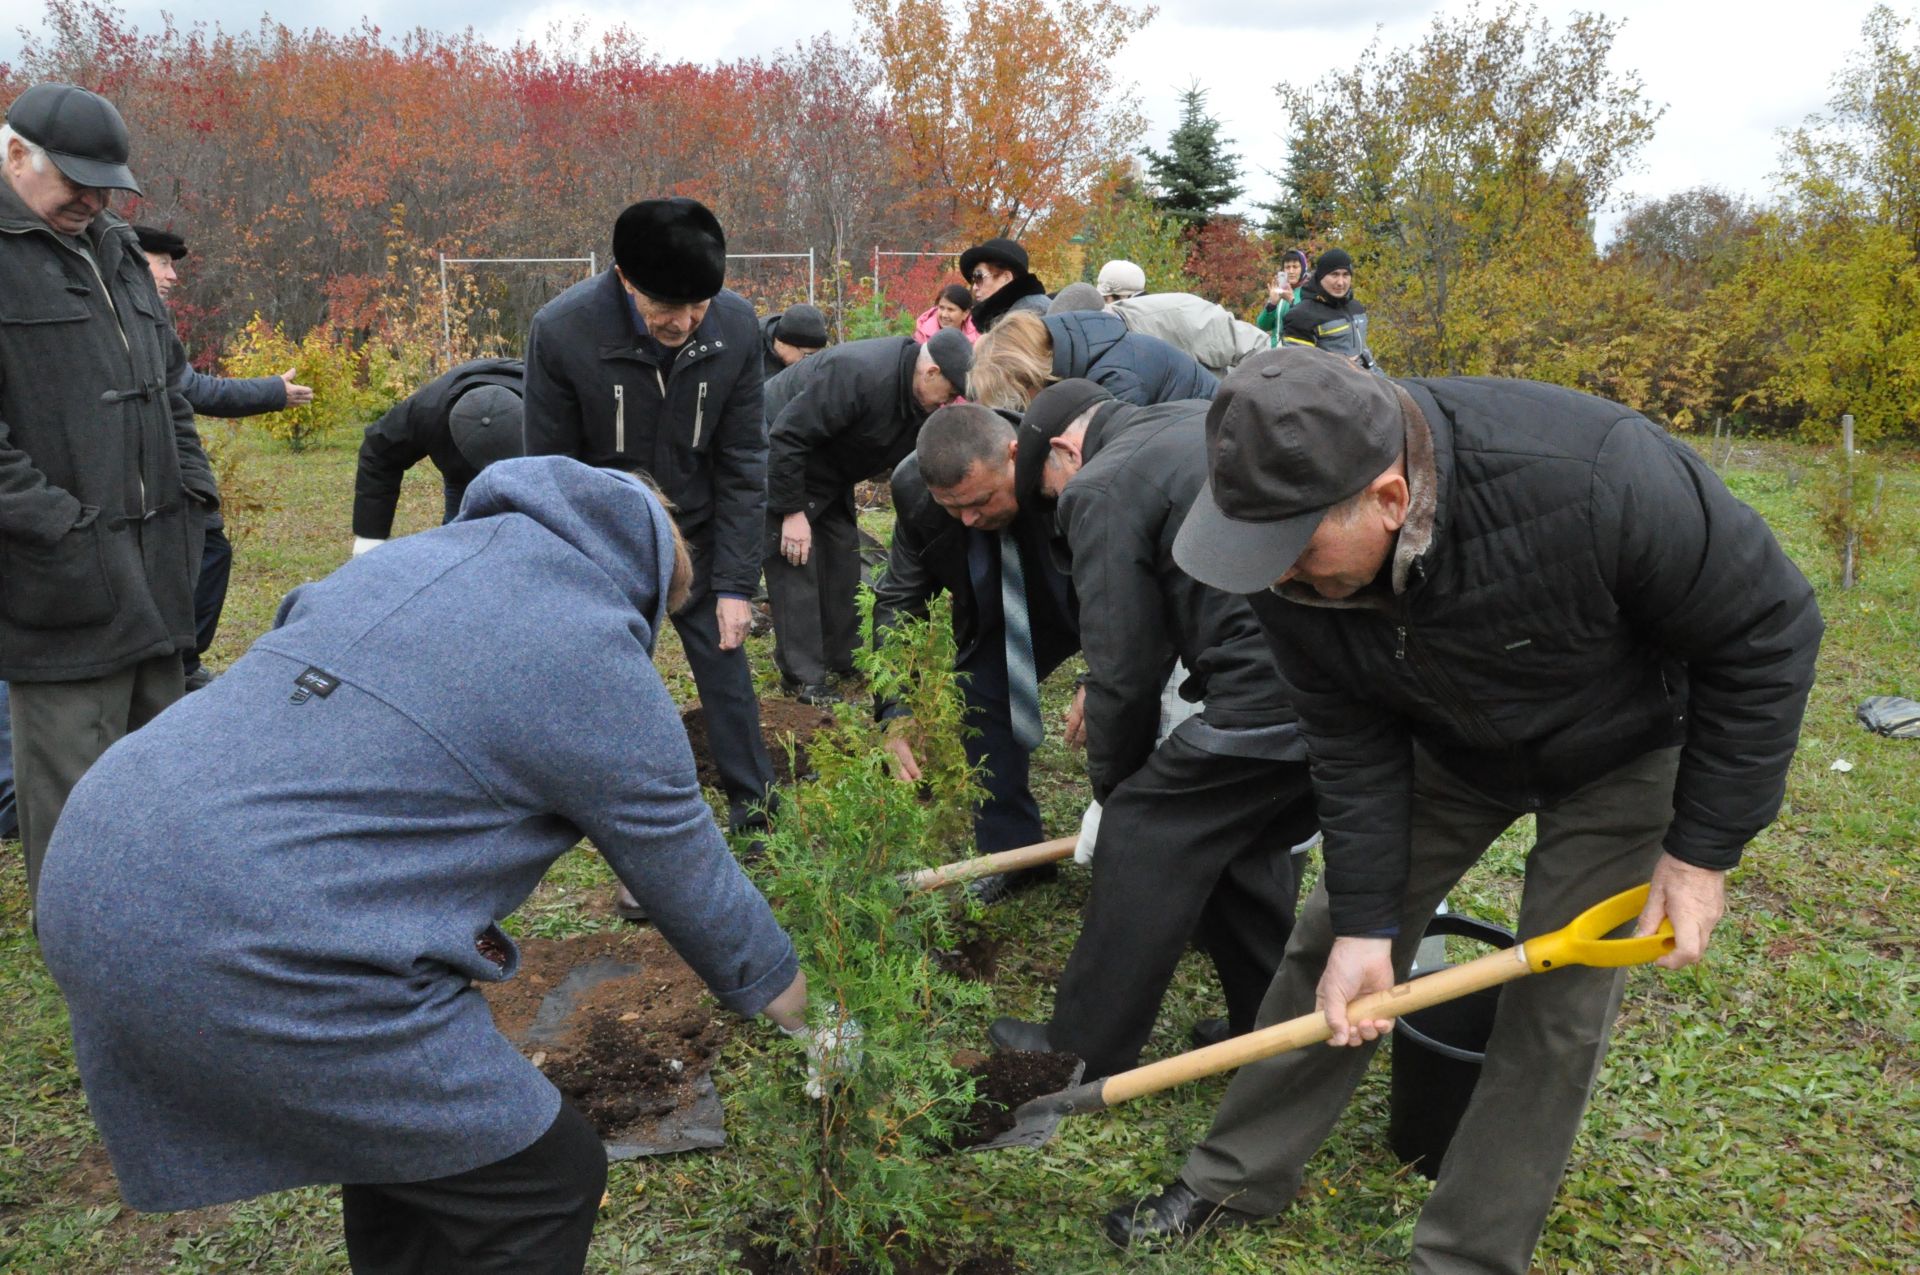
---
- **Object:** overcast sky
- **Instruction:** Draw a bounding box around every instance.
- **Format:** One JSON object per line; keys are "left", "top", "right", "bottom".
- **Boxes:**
{"left": 5, "top": 0, "right": 1892, "bottom": 242}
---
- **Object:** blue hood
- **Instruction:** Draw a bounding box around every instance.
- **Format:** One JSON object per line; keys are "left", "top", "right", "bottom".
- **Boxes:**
{"left": 454, "top": 456, "right": 679, "bottom": 649}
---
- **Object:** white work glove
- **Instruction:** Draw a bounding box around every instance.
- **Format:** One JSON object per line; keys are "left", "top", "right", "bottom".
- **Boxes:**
{"left": 1074, "top": 799, "right": 1103, "bottom": 867}
{"left": 351, "top": 536, "right": 386, "bottom": 557}
{"left": 783, "top": 1016, "right": 864, "bottom": 1099}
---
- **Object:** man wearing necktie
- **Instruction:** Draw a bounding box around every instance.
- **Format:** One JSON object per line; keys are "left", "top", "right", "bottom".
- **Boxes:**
{"left": 871, "top": 404, "right": 1079, "bottom": 900}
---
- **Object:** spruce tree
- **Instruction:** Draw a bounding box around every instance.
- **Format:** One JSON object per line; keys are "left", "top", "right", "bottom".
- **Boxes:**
{"left": 1142, "top": 83, "right": 1244, "bottom": 227}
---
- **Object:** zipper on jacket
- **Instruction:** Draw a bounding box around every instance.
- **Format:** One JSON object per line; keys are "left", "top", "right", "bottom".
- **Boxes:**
{"left": 1396, "top": 611, "right": 1505, "bottom": 750}
{"left": 693, "top": 382, "right": 708, "bottom": 448}
{"left": 613, "top": 384, "right": 626, "bottom": 453}
{"left": 654, "top": 368, "right": 667, "bottom": 398}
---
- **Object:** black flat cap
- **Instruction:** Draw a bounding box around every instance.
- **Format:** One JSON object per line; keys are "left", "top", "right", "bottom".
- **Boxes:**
{"left": 448, "top": 385, "right": 526, "bottom": 471}
{"left": 960, "top": 237, "right": 1028, "bottom": 279}
{"left": 1013, "top": 378, "right": 1114, "bottom": 501}
{"left": 613, "top": 197, "right": 727, "bottom": 304}
{"left": 924, "top": 328, "right": 972, "bottom": 395}
{"left": 132, "top": 224, "right": 187, "bottom": 259}
{"left": 6, "top": 83, "right": 141, "bottom": 194}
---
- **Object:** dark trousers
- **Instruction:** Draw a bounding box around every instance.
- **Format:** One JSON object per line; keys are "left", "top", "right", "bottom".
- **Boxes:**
{"left": 672, "top": 580, "right": 776, "bottom": 832}
{"left": 0, "top": 681, "right": 16, "bottom": 840}
{"left": 1180, "top": 745, "right": 1682, "bottom": 1275}
{"left": 764, "top": 496, "right": 861, "bottom": 687}
{"left": 10, "top": 654, "right": 184, "bottom": 905}
{"left": 1049, "top": 732, "right": 1316, "bottom": 1078}
{"left": 341, "top": 1100, "right": 608, "bottom": 1275}
{"left": 955, "top": 635, "right": 1072, "bottom": 854}
{"left": 185, "top": 523, "right": 233, "bottom": 674}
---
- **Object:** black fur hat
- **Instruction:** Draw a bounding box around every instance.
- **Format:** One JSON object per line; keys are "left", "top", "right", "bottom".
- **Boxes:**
{"left": 613, "top": 198, "right": 727, "bottom": 303}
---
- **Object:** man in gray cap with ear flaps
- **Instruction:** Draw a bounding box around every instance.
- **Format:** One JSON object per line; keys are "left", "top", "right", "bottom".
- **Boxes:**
{"left": 521, "top": 198, "right": 778, "bottom": 895}
{"left": 1101, "top": 346, "right": 1823, "bottom": 1273}
{"left": 0, "top": 83, "right": 217, "bottom": 914}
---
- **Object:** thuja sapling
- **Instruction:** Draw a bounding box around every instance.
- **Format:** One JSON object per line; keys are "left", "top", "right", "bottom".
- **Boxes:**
{"left": 741, "top": 595, "right": 993, "bottom": 1273}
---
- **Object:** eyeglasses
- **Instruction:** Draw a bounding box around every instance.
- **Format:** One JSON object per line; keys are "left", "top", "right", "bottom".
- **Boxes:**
{"left": 969, "top": 270, "right": 992, "bottom": 285}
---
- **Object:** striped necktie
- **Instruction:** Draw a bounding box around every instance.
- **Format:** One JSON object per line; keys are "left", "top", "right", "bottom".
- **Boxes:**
{"left": 999, "top": 530, "right": 1044, "bottom": 751}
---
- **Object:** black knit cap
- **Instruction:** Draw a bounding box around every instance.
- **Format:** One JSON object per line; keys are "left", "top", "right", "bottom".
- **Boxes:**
{"left": 613, "top": 197, "right": 727, "bottom": 303}
{"left": 1013, "top": 378, "right": 1115, "bottom": 501}
{"left": 959, "top": 237, "right": 1028, "bottom": 279}
{"left": 132, "top": 224, "right": 188, "bottom": 259}
{"left": 773, "top": 303, "right": 828, "bottom": 348}
{"left": 1314, "top": 247, "right": 1353, "bottom": 277}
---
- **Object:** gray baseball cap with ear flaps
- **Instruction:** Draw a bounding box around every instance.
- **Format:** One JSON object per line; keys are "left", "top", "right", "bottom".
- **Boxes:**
{"left": 448, "top": 385, "right": 526, "bottom": 471}
{"left": 6, "top": 83, "right": 143, "bottom": 194}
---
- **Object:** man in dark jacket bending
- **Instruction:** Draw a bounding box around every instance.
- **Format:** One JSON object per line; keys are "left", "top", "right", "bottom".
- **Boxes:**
{"left": 351, "top": 358, "right": 525, "bottom": 554}
{"left": 873, "top": 405, "right": 1079, "bottom": 899}
{"left": 1105, "top": 347, "right": 1823, "bottom": 1273}
{"left": 522, "top": 197, "right": 776, "bottom": 842}
{"left": 985, "top": 380, "right": 1317, "bottom": 1079}
{"left": 763, "top": 330, "right": 970, "bottom": 702}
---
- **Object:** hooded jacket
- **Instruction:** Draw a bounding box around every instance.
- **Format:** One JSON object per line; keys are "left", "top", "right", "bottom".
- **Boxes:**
{"left": 0, "top": 182, "right": 215, "bottom": 682}
{"left": 1256, "top": 377, "right": 1823, "bottom": 935}
{"left": 521, "top": 270, "right": 766, "bottom": 596}
{"left": 1043, "top": 311, "right": 1220, "bottom": 407}
{"left": 763, "top": 336, "right": 929, "bottom": 520}
{"left": 38, "top": 456, "right": 799, "bottom": 1211}
{"left": 353, "top": 358, "right": 526, "bottom": 538}
{"left": 1055, "top": 398, "right": 1302, "bottom": 800}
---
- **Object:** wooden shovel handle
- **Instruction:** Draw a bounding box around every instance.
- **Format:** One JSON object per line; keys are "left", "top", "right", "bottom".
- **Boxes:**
{"left": 1099, "top": 943, "right": 1534, "bottom": 1106}
{"left": 902, "top": 837, "right": 1078, "bottom": 891}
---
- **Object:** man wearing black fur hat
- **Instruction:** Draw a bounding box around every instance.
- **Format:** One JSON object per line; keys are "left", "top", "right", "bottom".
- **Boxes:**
{"left": 1281, "top": 247, "right": 1376, "bottom": 368}
{"left": 350, "top": 358, "right": 526, "bottom": 554}
{"left": 522, "top": 197, "right": 778, "bottom": 884}
{"left": 960, "top": 237, "right": 1050, "bottom": 333}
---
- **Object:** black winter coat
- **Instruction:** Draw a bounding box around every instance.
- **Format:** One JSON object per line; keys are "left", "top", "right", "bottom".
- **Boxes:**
{"left": 353, "top": 358, "right": 525, "bottom": 539}
{"left": 0, "top": 189, "right": 214, "bottom": 682}
{"left": 1056, "top": 399, "right": 1301, "bottom": 800}
{"left": 1258, "top": 376, "right": 1823, "bottom": 935}
{"left": 869, "top": 452, "right": 1078, "bottom": 719}
{"left": 1044, "top": 311, "right": 1219, "bottom": 406}
{"left": 1281, "top": 285, "right": 1372, "bottom": 363}
{"left": 764, "top": 337, "right": 927, "bottom": 520}
{"left": 970, "top": 272, "right": 1050, "bottom": 333}
{"left": 521, "top": 272, "right": 766, "bottom": 595}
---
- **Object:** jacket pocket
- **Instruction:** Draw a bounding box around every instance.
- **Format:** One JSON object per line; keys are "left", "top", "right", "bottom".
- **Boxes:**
{"left": 0, "top": 518, "right": 117, "bottom": 630}
{"left": 614, "top": 384, "right": 627, "bottom": 453}
{"left": 692, "top": 382, "right": 709, "bottom": 449}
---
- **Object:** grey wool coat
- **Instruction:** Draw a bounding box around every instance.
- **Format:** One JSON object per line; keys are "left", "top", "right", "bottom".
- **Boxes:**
{"left": 36, "top": 457, "right": 799, "bottom": 1212}
{"left": 0, "top": 183, "right": 216, "bottom": 682}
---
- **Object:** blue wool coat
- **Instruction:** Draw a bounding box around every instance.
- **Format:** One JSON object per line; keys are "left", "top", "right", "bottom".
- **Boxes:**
{"left": 36, "top": 457, "right": 799, "bottom": 1212}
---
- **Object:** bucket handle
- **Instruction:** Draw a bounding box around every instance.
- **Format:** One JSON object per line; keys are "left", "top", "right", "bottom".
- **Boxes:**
{"left": 1421, "top": 912, "right": 1516, "bottom": 952}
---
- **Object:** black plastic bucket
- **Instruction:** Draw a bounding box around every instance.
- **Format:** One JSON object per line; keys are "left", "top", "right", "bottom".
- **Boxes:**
{"left": 1388, "top": 913, "right": 1515, "bottom": 1179}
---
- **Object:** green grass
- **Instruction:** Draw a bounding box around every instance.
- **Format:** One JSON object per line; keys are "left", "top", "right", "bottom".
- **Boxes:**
{"left": 2, "top": 431, "right": 1916, "bottom": 1271}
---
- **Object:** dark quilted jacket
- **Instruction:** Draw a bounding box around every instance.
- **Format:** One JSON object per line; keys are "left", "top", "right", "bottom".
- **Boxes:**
{"left": 1044, "top": 311, "right": 1219, "bottom": 406}
{"left": 1255, "top": 376, "right": 1823, "bottom": 935}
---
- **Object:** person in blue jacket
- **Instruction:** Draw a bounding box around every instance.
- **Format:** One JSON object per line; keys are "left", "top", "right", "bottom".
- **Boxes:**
{"left": 36, "top": 457, "right": 815, "bottom": 1275}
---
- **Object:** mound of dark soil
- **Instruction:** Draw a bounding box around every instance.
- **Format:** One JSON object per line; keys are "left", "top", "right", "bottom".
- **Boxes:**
{"left": 684, "top": 698, "right": 835, "bottom": 789}
{"left": 734, "top": 1237, "right": 1015, "bottom": 1274}
{"left": 932, "top": 932, "right": 1001, "bottom": 983}
{"left": 947, "top": 1050, "right": 1084, "bottom": 1150}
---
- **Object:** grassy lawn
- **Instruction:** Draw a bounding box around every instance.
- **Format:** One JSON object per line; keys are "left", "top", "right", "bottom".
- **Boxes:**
{"left": 2, "top": 430, "right": 1915, "bottom": 1272}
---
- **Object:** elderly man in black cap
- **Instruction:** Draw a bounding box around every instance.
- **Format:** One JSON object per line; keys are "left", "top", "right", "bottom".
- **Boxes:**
{"left": 759, "top": 302, "right": 829, "bottom": 389}
{"left": 871, "top": 403, "right": 1079, "bottom": 899}
{"left": 522, "top": 197, "right": 778, "bottom": 877}
{"left": 763, "top": 329, "right": 971, "bottom": 704}
{"left": 133, "top": 222, "right": 316, "bottom": 691}
{"left": 0, "top": 83, "right": 217, "bottom": 913}
{"left": 1101, "top": 347, "right": 1823, "bottom": 1273}
{"left": 983, "top": 379, "right": 1317, "bottom": 1079}
{"left": 959, "top": 237, "right": 1050, "bottom": 333}
{"left": 352, "top": 359, "right": 527, "bottom": 554}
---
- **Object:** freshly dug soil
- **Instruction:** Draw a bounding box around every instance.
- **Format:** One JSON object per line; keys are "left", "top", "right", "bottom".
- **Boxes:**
{"left": 684, "top": 698, "right": 835, "bottom": 789}
{"left": 946, "top": 1050, "right": 1084, "bottom": 1150}
{"left": 932, "top": 932, "right": 1001, "bottom": 983}
{"left": 734, "top": 1237, "right": 1015, "bottom": 1274}
{"left": 478, "top": 928, "right": 727, "bottom": 1142}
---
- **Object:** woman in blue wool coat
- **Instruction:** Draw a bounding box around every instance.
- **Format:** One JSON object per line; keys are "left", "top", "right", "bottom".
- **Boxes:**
{"left": 36, "top": 456, "right": 812, "bottom": 1274}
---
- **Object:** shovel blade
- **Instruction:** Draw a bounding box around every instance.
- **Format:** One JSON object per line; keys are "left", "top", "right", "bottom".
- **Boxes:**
{"left": 968, "top": 1067, "right": 1101, "bottom": 1153}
